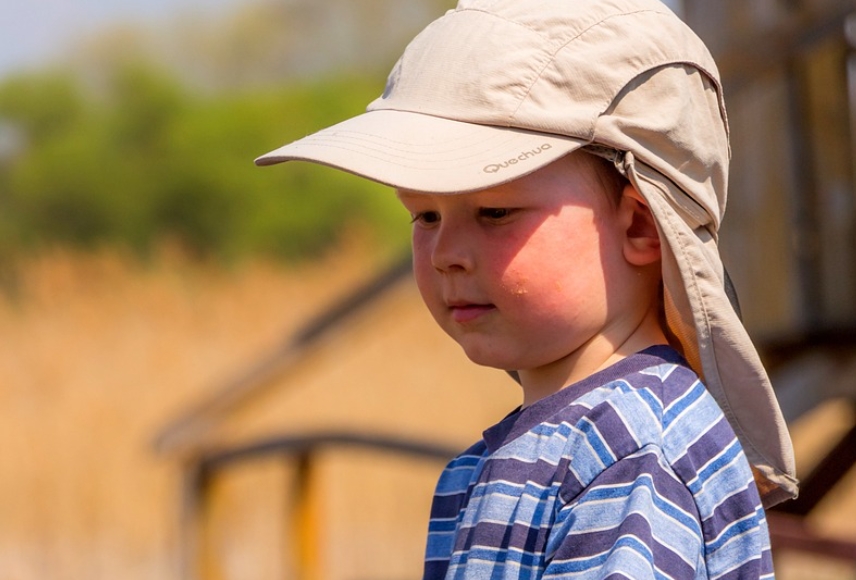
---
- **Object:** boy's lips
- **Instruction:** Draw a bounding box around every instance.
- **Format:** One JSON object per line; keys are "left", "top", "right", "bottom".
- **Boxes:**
{"left": 447, "top": 301, "right": 496, "bottom": 323}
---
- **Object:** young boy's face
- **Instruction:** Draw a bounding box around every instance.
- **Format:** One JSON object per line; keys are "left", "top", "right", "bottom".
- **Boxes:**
{"left": 398, "top": 152, "right": 658, "bottom": 396}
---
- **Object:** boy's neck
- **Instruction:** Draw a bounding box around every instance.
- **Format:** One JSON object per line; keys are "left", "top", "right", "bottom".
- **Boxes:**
{"left": 517, "top": 306, "right": 668, "bottom": 408}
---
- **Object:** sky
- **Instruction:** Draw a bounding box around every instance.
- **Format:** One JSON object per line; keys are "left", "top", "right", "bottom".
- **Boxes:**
{"left": 0, "top": 0, "right": 685, "bottom": 80}
{"left": 0, "top": 0, "right": 244, "bottom": 78}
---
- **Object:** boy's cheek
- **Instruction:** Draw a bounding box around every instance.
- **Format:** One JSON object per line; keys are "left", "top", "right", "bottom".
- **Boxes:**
{"left": 410, "top": 248, "right": 432, "bottom": 280}
{"left": 411, "top": 263, "right": 440, "bottom": 309}
{"left": 409, "top": 230, "right": 433, "bottom": 260}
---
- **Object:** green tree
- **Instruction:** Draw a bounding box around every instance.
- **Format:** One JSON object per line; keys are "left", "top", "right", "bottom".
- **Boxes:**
{"left": 0, "top": 63, "right": 409, "bottom": 262}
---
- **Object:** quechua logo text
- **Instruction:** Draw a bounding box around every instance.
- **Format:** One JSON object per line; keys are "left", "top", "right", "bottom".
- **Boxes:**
{"left": 483, "top": 144, "right": 553, "bottom": 174}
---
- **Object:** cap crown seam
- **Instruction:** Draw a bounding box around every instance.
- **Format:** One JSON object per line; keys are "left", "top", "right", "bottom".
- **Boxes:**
{"left": 506, "top": 9, "right": 691, "bottom": 128}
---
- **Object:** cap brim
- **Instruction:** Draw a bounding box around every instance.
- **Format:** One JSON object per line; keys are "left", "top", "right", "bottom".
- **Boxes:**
{"left": 255, "top": 110, "right": 586, "bottom": 194}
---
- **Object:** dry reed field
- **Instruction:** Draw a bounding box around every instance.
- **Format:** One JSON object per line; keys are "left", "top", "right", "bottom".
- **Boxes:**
{"left": 0, "top": 246, "right": 854, "bottom": 580}
{"left": 0, "top": 244, "right": 386, "bottom": 580}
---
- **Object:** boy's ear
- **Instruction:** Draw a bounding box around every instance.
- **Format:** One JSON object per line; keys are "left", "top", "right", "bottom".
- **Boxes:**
{"left": 618, "top": 184, "right": 661, "bottom": 266}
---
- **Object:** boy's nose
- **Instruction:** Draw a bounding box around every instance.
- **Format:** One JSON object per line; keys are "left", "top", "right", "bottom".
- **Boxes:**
{"left": 430, "top": 224, "right": 474, "bottom": 273}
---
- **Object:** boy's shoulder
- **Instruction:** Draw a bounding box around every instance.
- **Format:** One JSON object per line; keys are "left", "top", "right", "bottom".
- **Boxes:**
{"left": 551, "top": 345, "right": 743, "bottom": 488}
{"left": 443, "top": 346, "right": 746, "bottom": 497}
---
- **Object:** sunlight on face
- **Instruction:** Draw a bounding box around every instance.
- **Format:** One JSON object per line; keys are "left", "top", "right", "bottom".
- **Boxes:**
{"left": 397, "top": 153, "right": 642, "bottom": 390}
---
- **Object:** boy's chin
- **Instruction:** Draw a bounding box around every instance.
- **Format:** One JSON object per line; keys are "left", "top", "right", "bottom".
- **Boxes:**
{"left": 458, "top": 345, "right": 520, "bottom": 373}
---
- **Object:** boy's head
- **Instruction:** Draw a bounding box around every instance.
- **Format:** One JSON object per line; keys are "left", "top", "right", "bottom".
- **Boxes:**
{"left": 256, "top": 0, "right": 797, "bottom": 505}
{"left": 398, "top": 151, "right": 663, "bottom": 407}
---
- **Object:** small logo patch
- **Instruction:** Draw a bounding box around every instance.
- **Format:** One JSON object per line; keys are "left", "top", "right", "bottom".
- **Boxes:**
{"left": 483, "top": 143, "right": 553, "bottom": 174}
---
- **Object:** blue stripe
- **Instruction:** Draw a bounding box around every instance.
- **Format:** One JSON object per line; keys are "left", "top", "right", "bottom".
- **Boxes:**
{"left": 427, "top": 518, "right": 458, "bottom": 533}
{"left": 578, "top": 416, "right": 617, "bottom": 466}
{"left": 580, "top": 480, "right": 699, "bottom": 533}
{"left": 547, "top": 534, "right": 654, "bottom": 573}
{"left": 663, "top": 379, "right": 706, "bottom": 427}
{"left": 689, "top": 439, "right": 743, "bottom": 494}
{"left": 706, "top": 513, "right": 761, "bottom": 553}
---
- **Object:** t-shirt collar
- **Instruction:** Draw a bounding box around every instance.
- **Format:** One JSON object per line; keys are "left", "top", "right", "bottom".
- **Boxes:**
{"left": 482, "top": 346, "right": 681, "bottom": 454}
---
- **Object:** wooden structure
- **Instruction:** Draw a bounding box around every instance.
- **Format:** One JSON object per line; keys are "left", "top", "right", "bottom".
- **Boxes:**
{"left": 155, "top": 256, "right": 521, "bottom": 580}
{"left": 686, "top": 0, "right": 856, "bottom": 568}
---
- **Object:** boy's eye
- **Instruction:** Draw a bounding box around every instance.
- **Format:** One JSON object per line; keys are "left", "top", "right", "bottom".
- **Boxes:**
{"left": 410, "top": 211, "right": 441, "bottom": 225}
{"left": 479, "top": 207, "right": 514, "bottom": 221}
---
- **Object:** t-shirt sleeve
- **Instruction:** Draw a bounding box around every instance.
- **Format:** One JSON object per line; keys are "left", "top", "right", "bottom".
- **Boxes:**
{"left": 542, "top": 444, "right": 769, "bottom": 579}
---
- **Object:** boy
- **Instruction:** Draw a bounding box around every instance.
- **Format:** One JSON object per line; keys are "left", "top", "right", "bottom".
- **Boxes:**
{"left": 255, "top": 0, "right": 799, "bottom": 577}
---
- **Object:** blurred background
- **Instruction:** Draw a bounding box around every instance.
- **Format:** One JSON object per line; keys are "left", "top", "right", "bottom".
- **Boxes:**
{"left": 1, "top": 0, "right": 855, "bottom": 579}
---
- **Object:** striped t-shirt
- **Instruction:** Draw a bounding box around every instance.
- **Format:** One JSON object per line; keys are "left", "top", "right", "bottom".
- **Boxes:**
{"left": 424, "top": 346, "right": 773, "bottom": 579}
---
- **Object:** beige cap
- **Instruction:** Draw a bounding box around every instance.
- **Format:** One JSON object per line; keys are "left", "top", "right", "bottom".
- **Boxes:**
{"left": 256, "top": 0, "right": 798, "bottom": 506}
